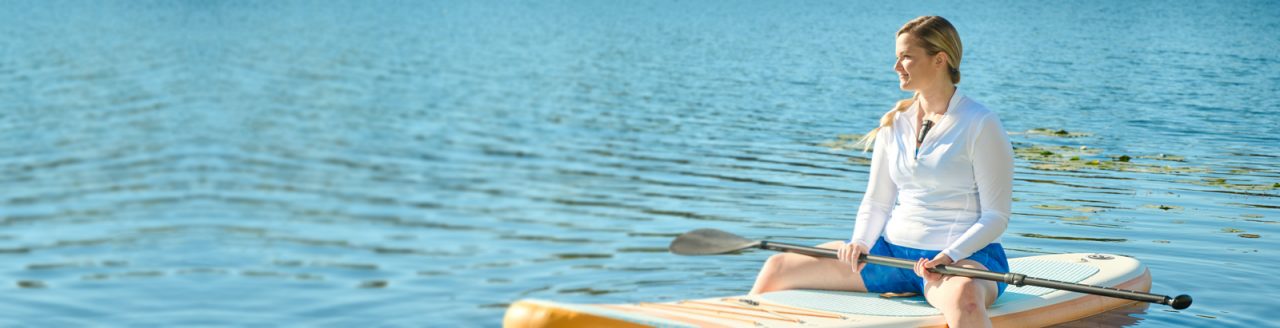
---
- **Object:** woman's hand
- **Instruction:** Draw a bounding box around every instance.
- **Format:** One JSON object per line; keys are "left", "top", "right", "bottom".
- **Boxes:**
{"left": 837, "top": 242, "right": 869, "bottom": 273}
{"left": 914, "top": 253, "right": 954, "bottom": 282}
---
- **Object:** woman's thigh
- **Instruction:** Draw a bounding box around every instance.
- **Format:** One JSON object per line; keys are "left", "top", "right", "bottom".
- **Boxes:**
{"left": 922, "top": 259, "right": 999, "bottom": 306}
{"left": 764, "top": 241, "right": 868, "bottom": 292}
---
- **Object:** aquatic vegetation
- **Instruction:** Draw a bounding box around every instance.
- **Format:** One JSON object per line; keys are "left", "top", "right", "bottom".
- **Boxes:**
{"left": 1030, "top": 204, "right": 1101, "bottom": 214}
{"left": 847, "top": 156, "right": 872, "bottom": 166}
{"left": 1013, "top": 143, "right": 1208, "bottom": 174}
{"left": 835, "top": 133, "right": 1211, "bottom": 175}
{"left": 1014, "top": 144, "right": 1102, "bottom": 161}
{"left": 359, "top": 280, "right": 389, "bottom": 288}
{"left": 1223, "top": 228, "right": 1265, "bottom": 239}
{"left": 1228, "top": 167, "right": 1272, "bottom": 174}
{"left": 82, "top": 273, "right": 111, "bottom": 280}
{"left": 16, "top": 280, "right": 45, "bottom": 288}
{"left": 820, "top": 134, "right": 866, "bottom": 151}
{"left": 1143, "top": 204, "right": 1184, "bottom": 211}
{"left": 1140, "top": 154, "right": 1186, "bottom": 162}
{"left": 1227, "top": 202, "right": 1280, "bottom": 210}
{"left": 553, "top": 253, "right": 613, "bottom": 260}
{"left": 1021, "top": 128, "right": 1093, "bottom": 138}
{"left": 1189, "top": 178, "right": 1279, "bottom": 191}
{"left": 27, "top": 262, "right": 86, "bottom": 270}
{"left": 1073, "top": 207, "right": 1103, "bottom": 213}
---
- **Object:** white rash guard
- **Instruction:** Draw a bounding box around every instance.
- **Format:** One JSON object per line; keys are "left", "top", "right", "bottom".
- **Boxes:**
{"left": 851, "top": 89, "right": 1014, "bottom": 262}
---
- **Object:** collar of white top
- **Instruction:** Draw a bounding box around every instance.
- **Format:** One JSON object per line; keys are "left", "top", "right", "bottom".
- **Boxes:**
{"left": 908, "top": 87, "right": 965, "bottom": 120}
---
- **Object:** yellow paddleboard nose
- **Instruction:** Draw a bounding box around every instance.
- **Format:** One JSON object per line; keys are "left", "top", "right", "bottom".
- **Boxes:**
{"left": 504, "top": 299, "right": 651, "bottom": 328}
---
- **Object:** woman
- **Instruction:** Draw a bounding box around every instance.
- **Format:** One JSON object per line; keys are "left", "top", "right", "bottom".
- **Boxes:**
{"left": 749, "top": 16, "right": 1014, "bottom": 327}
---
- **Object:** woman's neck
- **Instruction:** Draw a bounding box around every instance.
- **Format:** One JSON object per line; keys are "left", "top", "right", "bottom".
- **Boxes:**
{"left": 916, "top": 84, "right": 957, "bottom": 116}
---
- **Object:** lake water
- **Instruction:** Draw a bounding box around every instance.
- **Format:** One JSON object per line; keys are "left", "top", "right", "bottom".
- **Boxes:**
{"left": 1, "top": 0, "right": 1277, "bottom": 326}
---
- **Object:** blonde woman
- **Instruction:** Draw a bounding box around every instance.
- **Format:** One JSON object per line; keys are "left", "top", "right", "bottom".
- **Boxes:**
{"left": 749, "top": 16, "right": 1014, "bottom": 327}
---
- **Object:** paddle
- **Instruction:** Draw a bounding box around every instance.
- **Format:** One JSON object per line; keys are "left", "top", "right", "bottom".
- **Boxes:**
{"left": 669, "top": 228, "right": 1192, "bottom": 310}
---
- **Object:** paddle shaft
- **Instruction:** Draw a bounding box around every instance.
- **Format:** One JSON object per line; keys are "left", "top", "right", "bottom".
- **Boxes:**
{"left": 759, "top": 240, "right": 1188, "bottom": 309}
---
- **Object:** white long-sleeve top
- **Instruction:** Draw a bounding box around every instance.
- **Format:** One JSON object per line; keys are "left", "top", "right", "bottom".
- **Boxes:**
{"left": 851, "top": 89, "right": 1014, "bottom": 262}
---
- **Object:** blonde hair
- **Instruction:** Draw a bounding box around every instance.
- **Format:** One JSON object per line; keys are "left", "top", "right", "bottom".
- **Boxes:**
{"left": 857, "top": 16, "right": 963, "bottom": 151}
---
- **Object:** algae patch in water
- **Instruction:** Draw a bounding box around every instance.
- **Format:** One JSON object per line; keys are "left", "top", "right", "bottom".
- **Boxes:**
{"left": 1190, "top": 178, "right": 1279, "bottom": 191}
{"left": 1221, "top": 228, "right": 1264, "bottom": 239}
{"left": 1022, "top": 128, "right": 1093, "bottom": 138}
{"left": 847, "top": 156, "right": 872, "bottom": 166}
{"left": 1073, "top": 207, "right": 1104, "bottom": 213}
{"left": 272, "top": 259, "right": 304, "bottom": 267}
{"left": 16, "top": 280, "right": 46, "bottom": 288}
{"left": 1143, "top": 204, "right": 1183, "bottom": 211}
{"left": 616, "top": 247, "right": 670, "bottom": 253}
{"left": 27, "top": 262, "right": 87, "bottom": 270}
{"left": 1014, "top": 144, "right": 1102, "bottom": 161}
{"left": 1140, "top": 154, "right": 1186, "bottom": 162}
{"left": 820, "top": 134, "right": 867, "bottom": 151}
{"left": 359, "top": 280, "right": 388, "bottom": 288}
{"left": 553, "top": 253, "right": 613, "bottom": 260}
{"left": 82, "top": 273, "right": 111, "bottom": 280}
{"left": 819, "top": 134, "right": 876, "bottom": 166}
{"left": 1014, "top": 143, "right": 1207, "bottom": 174}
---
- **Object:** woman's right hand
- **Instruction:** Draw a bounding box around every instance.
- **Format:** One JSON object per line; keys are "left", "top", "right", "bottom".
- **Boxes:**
{"left": 837, "top": 242, "right": 869, "bottom": 273}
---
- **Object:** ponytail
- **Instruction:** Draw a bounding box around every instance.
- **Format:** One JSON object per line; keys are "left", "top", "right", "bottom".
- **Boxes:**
{"left": 856, "top": 93, "right": 917, "bottom": 152}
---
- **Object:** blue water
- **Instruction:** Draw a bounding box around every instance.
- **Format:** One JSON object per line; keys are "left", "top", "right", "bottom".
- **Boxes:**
{"left": 1, "top": 0, "right": 1277, "bottom": 326}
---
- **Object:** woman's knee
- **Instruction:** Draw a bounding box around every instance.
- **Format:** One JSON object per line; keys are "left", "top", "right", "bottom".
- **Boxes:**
{"left": 936, "top": 278, "right": 986, "bottom": 312}
{"left": 760, "top": 253, "right": 792, "bottom": 276}
{"left": 755, "top": 254, "right": 798, "bottom": 293}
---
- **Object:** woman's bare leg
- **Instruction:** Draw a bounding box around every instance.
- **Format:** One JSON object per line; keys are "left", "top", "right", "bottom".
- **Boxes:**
{"left": 748, "top": 241, "right": 867, "bottom": 295}
{"left": 922, "top": 259, "right": 999, "bottom": 328}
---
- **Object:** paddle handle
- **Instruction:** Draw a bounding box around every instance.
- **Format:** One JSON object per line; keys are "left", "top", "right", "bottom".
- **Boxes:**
{"left": 758, "top": 241, "right": 1192, "bottom": 310}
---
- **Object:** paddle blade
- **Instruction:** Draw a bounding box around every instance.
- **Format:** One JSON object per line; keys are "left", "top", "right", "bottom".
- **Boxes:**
{"left": 669, "top": 228, "right": 759, "bottom": 255}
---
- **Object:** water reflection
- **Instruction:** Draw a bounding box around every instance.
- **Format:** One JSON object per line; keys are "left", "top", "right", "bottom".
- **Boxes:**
{"left": 1049, "top": 302, "right": 1149, "bottom": 327}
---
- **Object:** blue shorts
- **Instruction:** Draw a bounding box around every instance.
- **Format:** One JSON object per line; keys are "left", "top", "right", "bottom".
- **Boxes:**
{"left": 858, "top": 237, "right": 1009, "bottom": 297}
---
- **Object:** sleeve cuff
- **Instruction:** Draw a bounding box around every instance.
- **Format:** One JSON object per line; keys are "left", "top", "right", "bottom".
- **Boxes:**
{"left": 850, "top": 235, "right": 876, "bottom": 250}
{"left": 941, "top": 248, "right": 969, "bottom": 263}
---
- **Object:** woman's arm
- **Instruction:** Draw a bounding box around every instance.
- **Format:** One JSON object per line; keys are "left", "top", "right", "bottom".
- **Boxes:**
{"left": 851, "top": 129, "right": 898, "bottom": 248}
{"left": 941, "top": 112, "right": 1013, "bottom": 262}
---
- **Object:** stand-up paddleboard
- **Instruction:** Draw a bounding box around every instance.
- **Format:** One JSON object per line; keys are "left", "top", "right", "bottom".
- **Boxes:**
{"left": 504, "top": 253, "right": 1151, "bottom": 328}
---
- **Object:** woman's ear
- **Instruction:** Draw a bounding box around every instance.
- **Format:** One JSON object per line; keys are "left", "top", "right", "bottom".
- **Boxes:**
{"left": 934, "top": 52, "right": 949, "bottom": 68}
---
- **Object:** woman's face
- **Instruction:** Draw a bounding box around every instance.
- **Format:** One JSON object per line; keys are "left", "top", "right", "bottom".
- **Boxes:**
{"left": 894, "top": 33, "right": 946, "bottom": 91}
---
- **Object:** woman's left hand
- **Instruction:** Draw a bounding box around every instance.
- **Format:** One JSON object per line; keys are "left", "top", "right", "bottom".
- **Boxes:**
{"left": 914, "top": 253, "right": 954, "bottom": 282}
